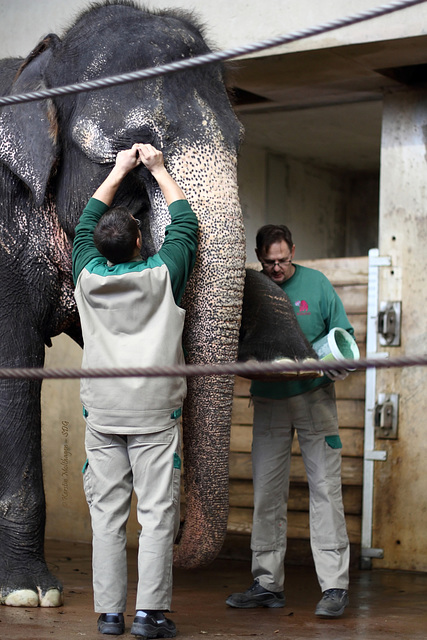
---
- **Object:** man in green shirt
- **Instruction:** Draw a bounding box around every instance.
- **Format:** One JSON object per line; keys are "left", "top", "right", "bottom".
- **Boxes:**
{"left": 226, "top": 224, "right": 352, "bottom": 618}
{"left": 72, "top": 144, "right": 198, "bottom": 637}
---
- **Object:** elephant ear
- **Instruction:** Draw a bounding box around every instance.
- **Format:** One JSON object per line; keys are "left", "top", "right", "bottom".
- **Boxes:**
{"left": 0, "top": 35, "right": 60, "bottom": 206}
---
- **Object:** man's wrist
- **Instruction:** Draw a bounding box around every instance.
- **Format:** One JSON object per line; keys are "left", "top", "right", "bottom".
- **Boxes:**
{"left": 149, "top": 165, "right": 169, "bottom": 180}
{"left": 109, "top": 164, "right": 130, "bottom": 183}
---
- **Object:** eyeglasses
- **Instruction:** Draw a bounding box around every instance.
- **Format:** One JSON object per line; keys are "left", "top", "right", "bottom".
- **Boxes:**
{"left": 261, "top": 258, "right": 292, "bottom": 269}
{"left": 132, "top": 217, "right": 141, "bottom": 228}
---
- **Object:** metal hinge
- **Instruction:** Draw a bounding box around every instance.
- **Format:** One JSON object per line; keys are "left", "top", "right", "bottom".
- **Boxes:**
{"left": 374, "top": 393, "right": 399, "bottom": 439}
{"left": 378, "top": 301, "right": 401, "bottom": 346}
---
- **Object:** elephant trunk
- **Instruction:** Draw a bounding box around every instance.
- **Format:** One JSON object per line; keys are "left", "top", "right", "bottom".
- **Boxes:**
{"left": 169, "top": 143, "right": 246, "bottom": 568}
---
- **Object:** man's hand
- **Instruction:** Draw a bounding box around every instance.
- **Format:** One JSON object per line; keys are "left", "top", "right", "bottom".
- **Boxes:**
{"left": 135, "top": 143, "right": 186, "bottom": 205}
{"left": 91, "top": 143, "right": 143, "bottom": 206}
{"left": 325, "top": 367, "right": 349, "bottom": 382}
{"left": 115, "top": 144, "right": 143, "bottom": 174}
{"left": 92, "top": 142, "right": 185, "bottom": 208}
{"left": 135, "top": 143, "right": 165, "bottom": 174}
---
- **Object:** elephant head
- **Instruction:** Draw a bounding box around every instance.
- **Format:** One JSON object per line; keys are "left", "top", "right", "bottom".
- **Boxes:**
{"left": 0, "top": 2, "right": 245, "bottom": 606}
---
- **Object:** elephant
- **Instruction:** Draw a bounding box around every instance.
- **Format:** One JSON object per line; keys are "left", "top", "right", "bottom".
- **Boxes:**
{"left": 0, "top": 1, "right": 245, "bottom": 607}
{"left": 0, "top": 1, "right": 317, "bottom": 608}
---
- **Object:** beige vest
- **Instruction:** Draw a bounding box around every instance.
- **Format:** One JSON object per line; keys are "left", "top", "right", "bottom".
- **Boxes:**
{"left": 75, "top": 262, "right": 186, "bottom": 434}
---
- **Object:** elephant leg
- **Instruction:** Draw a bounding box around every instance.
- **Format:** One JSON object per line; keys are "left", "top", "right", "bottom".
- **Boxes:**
{"left": 0, "top": 303, "right": 63, "bottom": 607}
{"left": 0, "top": 378, "right": 63, "bottom": 607}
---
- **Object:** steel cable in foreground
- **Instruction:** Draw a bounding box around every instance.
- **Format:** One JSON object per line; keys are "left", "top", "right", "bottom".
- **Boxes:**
{"left": 0, "top": 353, "right": 426, "bottom": 381}
{"left": 0, "top": 0, "right": 426, "bottom": 108}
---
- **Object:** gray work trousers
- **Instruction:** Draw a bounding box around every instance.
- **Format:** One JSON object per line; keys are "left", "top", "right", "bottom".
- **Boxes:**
{"left": 251, "top": 385, "right": 349, "bottom": 593}
{"left": 83, "top": 423, "right": 181, "bottom": 613}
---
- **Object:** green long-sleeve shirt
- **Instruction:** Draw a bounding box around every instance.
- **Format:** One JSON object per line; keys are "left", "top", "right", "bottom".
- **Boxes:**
{"left": 71, "top": 197, "right": 198, "bottom": 434}
{"left": 72, "top": 197, "right": 198, "bottom": 306}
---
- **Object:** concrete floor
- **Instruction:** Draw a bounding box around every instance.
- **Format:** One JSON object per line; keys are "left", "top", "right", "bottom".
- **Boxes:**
{"left": 1, "top": 539, "right": 427, "bottom": 639}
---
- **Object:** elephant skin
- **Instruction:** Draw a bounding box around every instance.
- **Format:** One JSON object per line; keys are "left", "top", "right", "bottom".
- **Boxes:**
{"left": 238, "top": 268, "right": 318, "bottom": 379}
{"left": 0, "top": 3, "right": 245, "bottom": 606}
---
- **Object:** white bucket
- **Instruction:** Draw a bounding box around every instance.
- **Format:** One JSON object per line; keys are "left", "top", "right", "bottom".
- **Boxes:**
{"left": 312, "top": 328, "right": 359, "bottom": 368}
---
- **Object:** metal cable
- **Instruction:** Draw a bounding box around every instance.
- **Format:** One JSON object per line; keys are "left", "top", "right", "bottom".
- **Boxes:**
{"left": 0, "top": 0, "right": 426, "bottom": 107}
{"left": 0, "top": 353, "right": 426, "bottom": 380}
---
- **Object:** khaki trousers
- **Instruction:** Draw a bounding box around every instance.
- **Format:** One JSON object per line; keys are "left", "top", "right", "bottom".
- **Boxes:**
{"left": 251, "top": 385, "right": 349, "bottom": 593}
{"left": 83, "top": 423, "right": 181, "bottom": 613}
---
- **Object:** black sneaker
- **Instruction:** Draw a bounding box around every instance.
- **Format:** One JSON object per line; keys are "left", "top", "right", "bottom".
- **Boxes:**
{"left": 97, "top": 613, "right": 125, "bottom": 635}
{"left": 226, "top": 580, "right": 285, "bottom": 608}
{"left": 131, "top": 612, "right": 176, "bottom": 638}
{"left": 315, "top": 588, "right": 349, "bottom": 617}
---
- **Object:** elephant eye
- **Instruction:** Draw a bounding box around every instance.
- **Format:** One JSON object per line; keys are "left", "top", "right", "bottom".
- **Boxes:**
{"left": 112, "top": 129, "right": 158, "bottom": 152}
{"left": 72, "top": 116, "right": 115, "bottom": 164}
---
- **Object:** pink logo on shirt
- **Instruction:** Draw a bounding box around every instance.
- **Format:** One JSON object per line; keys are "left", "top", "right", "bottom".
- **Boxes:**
{"left": 295, "top": 300, "right": 310, "bottom": 315}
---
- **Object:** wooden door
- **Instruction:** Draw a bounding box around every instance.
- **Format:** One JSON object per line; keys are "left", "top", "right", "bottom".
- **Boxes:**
{"left": 227, "top": 257, "right": 369, "bottom": 561}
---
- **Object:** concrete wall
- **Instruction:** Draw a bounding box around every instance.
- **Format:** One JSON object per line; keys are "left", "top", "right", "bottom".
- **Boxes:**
{"left": 1, "top": 0, "right": 427, "bottom": 59}
{"left": 372, "top": 87, "right": 427, "bottom": 571}
{"left": 41, "top": 337, "right": 90, "bottom": 543}
{"left": 346, "top": 173, "right": 380, "bottom": 256}
{"left": 239, "top": 143, "right": 379, "bottom": 260}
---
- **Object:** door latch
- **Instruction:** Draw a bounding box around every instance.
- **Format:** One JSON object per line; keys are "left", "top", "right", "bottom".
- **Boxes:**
{"left": 378, "top": 301, "right": 401, "bottom": 346}
{"left": 374, "top": 393, "right": 399, "bottom": 439}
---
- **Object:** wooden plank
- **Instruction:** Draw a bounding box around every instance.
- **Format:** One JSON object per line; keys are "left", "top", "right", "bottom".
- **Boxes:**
{"left": 227, "top": 507, "right": 361, "bottom": 543}
{"left": 230, "top": 425, "right": 252, "bottom": 452}
{"left": 229, "top": 451, "right": 363, "bottom": 484}
{"left": 334, "top": 370, "right": 365, "bottom": 400}
{"left": 297, "top": 256, "right": 369, "bottom": 286}
{"left": 334, "top": 284, "right": 368, "bottom": 314}
{"left": 229, "top": 451, "right": 253, "bottom": 479}
{"left": 228, "top": 479, "right": 362, "bottom": 514}
{"left": 358, "top": 343, "right": 366, "bottom": 358}
{"left": 232, "top": 397, "right": 364, "bottom": 428}
{"left": 231, "top": 397, "right": 253, "bottom": 425}
{"left": 228, "top": 479, "right": 255, "bottom": 508}
{"left": 347, "top": 314, "right": 367, "bottom": 343}
{"left": 245, "top": 256, "right": 369, "bottom": 286}
{"left": 231, "top": 425, "right": 363, "bottom": 457}
{"left": 234, "top": 376, "right": 252, "bottom": 397}
{"left": 337, "top": 398, "right": 365, "bottom": 427}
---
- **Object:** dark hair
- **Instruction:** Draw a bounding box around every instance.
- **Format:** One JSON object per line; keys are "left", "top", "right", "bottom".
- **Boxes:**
{"left": 256, "top": 224, "right": 293, "bottom": 254}
{"left": 93, "top": 206, "right": 140, "bottom": 263}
